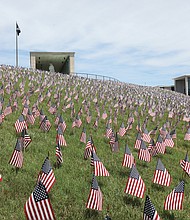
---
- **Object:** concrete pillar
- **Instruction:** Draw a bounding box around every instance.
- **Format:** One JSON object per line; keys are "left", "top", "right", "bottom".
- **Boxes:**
{"left": 69, "top": 55, "right": 75, "bottom": 74}
{"left": 30, "top": 55, "right": 36, "bottom": 69}
{"left": 185, "top": 76, "right": 188, "bottom": 95}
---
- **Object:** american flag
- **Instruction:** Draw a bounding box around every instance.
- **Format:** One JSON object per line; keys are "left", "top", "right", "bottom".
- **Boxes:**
{"left": 22, "top": 103, "right": 29, "bottom": 116}
{"left": 170, "top": 129, "right": 176, "bottom": 139}
{"left": 38, "top": 157, "right": 56, "bottom": 193}
{"left": 91, "top": 151, "right": 110, "bottom": 176}
{"left": 142, "top": 128, "right": 151, "bottom": 143}
{"left": 164, "top": 181, "right": 185, "bottom": 210}
{"left": 56, "top": 126, "right": 67, "bottom": 146}
{"left": 152, "top": 158, "right": 171, "bottom": 186}
{"left": 86, "top": 113, "right": 92, "bottom": 124}
{"left": 86, "top": 174, "right": 103, "bottom": 211}
{"left": 24, "top": 181, "right": 56, "bottom": 220}
{"left": 40, "top": 116, "right": 51, "bottom": 132}
{"left": 21, "top": 128, "right": 32, "bottom": 149}
{"left": 122, "top": 144, "right": 135, "bottom": 168}
{"left": 3, "top": 102, "right": 12, "bottom": 116}
{"left": 39, "top": 109, "right": 45, "bottom": 122}
{"left": 184, "top": 128, "right": 190, "bottom": 141}
{"left": 75, "top": 115, "right": 82, "bottom": 128}
{"left": 26, "top": 108, "right": 35, "bottom": 125}
{"left": 84, "top": 137, "right": 95, "bottom": 159}
{"left": 102, "top": 111, "right": 107, "bottom": 120}
{"left": 14, "top": 115, "right": 28, "bottom": 133}
{"left": 143, "top": 195, "right": 160, "bottom": 220}
{"left": 48, "top": 104, "right": 57, "bottom": 114}
{"left": 134, "top": 132, "right": 142, "bottom": 149}
{"left": 138, "top": 140, "right": 151, "bottom": 162}
{"left": 155, "top": 135, "right": 165, "bottom": 154}
{"left": 110, "top": 132, "right": 119, "bottom": 152}
{"left": 105, "top": 123, "right": 112, "bottom": 139}
{"left": 93, "top": 117, "right": 99, "bottom": 128}
{"left": 124, "top": 164, "right": 145, "bottom": 198}
{"left": 118, "top": 122, "right": 126, "bottom": 137}
{"left": 55, "top": 143, "right": 63, "bottom": 165}
{"left": 180, "top": 152, "right": 190, "bottom": 176}
{"left": 80, "top": 127, "right": 86, "bottom": 143}
{"left": 58, "top": 115, "right": 67, "bottom": 133}
{"left": 164, "top": 133, "right": 174, "bottom": 148}
{"left": 0, "top": 110, "right": 5, "bottom": 124}
{"left": 9, "top": 138, "right": 23, "bottom": 168}
{"left": 54, "top": 113, "right": 60, "bottom": 125}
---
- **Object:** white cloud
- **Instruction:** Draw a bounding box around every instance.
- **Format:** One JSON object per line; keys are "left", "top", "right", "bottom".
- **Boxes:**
{"left": 1, "top": 0, "right": 190, "bottom": 85}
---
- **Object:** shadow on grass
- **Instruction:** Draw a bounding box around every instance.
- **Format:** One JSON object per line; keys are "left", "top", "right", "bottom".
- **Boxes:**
{"left": 151, "top": 183, "right": 166, "bottom": 192}
{"left": 162, "top": 210, "right": 175, "bottom": 220}
{"left": 118, "top": 170, "right": 130, "bottom": 178}
{"left": 84, "top": 209, "right": 99, "bottom": 219}
{"left": 123, "top": 195, "right": 142, "bottom": 207}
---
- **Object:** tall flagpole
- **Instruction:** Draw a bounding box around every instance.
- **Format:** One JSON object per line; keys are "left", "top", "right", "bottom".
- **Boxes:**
{"left": 16, "top": 25, "right": 18, "bottom": 67}
{"left": 16, "top": 22, "right": 21, "bottom": 67}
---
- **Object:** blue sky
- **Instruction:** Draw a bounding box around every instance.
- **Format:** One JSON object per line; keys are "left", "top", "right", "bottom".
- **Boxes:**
{"left": 1, "top": 0, "right": 190, "bottom": 86}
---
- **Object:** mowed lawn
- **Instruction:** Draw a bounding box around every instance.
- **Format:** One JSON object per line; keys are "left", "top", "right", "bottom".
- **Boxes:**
{"left": 0, "top": 66, "right": 190, "bottom": 220}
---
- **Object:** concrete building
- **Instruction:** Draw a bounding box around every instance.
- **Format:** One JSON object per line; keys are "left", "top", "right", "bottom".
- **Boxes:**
{"left": 30, "top": 52, "right": 75, "bottom": 74}
{"left": 174, "top": 75, "right": 190, "bottom": 96}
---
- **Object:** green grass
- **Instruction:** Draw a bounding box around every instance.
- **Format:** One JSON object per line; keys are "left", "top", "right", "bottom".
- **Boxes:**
{"left": 0, "top": 67, "right": 190, "bottom": 219}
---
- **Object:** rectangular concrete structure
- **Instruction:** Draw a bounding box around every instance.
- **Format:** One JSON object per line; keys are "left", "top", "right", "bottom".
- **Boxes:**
{"left": 174, "top": 75, "right": 190, "bottom": 95}
{"left": 30, "top": 52, "right": 75, "bottom": 74}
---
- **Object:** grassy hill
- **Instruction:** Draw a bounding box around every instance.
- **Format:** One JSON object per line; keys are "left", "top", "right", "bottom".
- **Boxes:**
{"left": 0, "top": 65, "right": 190, "bottom": 220}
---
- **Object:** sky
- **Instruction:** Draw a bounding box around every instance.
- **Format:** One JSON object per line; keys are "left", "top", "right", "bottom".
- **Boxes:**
{"left": 1, "top": 0, "right": 190, "bottom": 86}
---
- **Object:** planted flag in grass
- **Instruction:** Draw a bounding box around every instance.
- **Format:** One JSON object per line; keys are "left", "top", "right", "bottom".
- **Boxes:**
{"left": 122, "top": 144, "right": 135, "bottom": 168}
{"left": 21, "top": 128, "right": 32, "bottom": 149}
{"left": 124, "top": 164, "right": 145, "bottom": 198}
{"left": 143, "top": 195, "right": 160, "bottom": 220}
{"left": 9, "top": 138, "right": 23, "bottom": 168}
{"left": 86, "top": 175, "right": 103, "bottom": 211}
{"left": 40, "top": 116, "right": 51, "bottom": 132}
{"left": 38, "top": 157, "right": 56, "bottom": 193}
{"left": 152, "top": 158, "right": 171, "bottom": 186}
{"left": 24, "top": 181, "right": 56, "bottom": 220}
{"left": 180, "top": 152, "right": 190, "bottom": 176}
{"left": 14, "top": 115, "right": 27, "bottom": 133}
{"left": 164, "top": 180, "right": 185, "bottom": 210}
{"left": 91, "top": 151, "right": 110, "bottom": 176}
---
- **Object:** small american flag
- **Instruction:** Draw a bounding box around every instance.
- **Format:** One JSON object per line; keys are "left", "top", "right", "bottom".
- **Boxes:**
{"left": 21, "top": 128, "right": 32, "bottom": 149}
{"left": 122, "top": 144, "right": 135, "bottom": 168}
{"left": 9, "top": 138, "right": 23, "bottom": 168}
{"left": 155, "top": 135, "right": 165, "bottom": 154}
{"left": 164, "top": 181, "right": 185, "bottom": 210}
{"left": 86, "top": 174, "right": 103, "bottom": 211}
{"left": 84, "top": 137, "right": 95, "bottom": 159}
{"left": 118, "top": 122, "right": 126, "bottom": 137}
{"left": 134, "top": 132, "right": 142, "bottom": 149}
{"left": 26, "top": 108, "right": 35, "bottom": 125}
{"left": 138, "top": 140, "right": 151, "bottom": 162}
{"left": 142, "top": 128, "right": 151, "bottom": 143}
{"left": 22, "top": 103, "right": 29, "bottom": 116}
{"left": 184, "top": 128, "right": 190, "bottom": 141}
{"left": 14, "top": 115, "right": 28, "bottom": 133}
{"left": 55, "top": 144, "right": 63, "bottom": 164}
{"left": 152, "top": 158, "right": 171, "bottom": 186}
{"left": 180, "top": 152, "right": 190, "bottom": 176}
{"left": 80, "top": 127, "right": 86, "bottom": 144}
{"left": 91, "top": 151, "right": 110, "bottom": 176}
{"left": 105, "top": 123, "right": 112, "bottom": 139}
{"left": 40, "top": 116, "right": 51, "bottom": 132}
{"left": 38, "top": 157, "right": 56, "bottom": 193}
{"left": 24, "top": 181, "right": 56, "bottom": 220}
{"left": 3, "top": 102, "right": 12, "bottom": 116}
{"left": 124, "top": 164, "right": 145, "bottom": 198}
{"left": 56, "top": 126, "right": 67, "bottom": 146}
{"left": 164, "top": 133, "right": 174, "bottom": 148}
{"left": 143, "top": 195, "right": 160, "bottom": 220}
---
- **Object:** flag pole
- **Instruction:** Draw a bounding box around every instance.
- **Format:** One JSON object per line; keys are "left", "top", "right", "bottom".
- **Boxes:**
{"left": 16, "top": 22, "right": 18, "bottom": 67}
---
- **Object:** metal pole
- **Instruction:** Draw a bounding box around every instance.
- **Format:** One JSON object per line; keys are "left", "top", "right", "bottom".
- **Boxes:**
{"left": 16, "top": 26, "right": 18, "bottom": 67}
